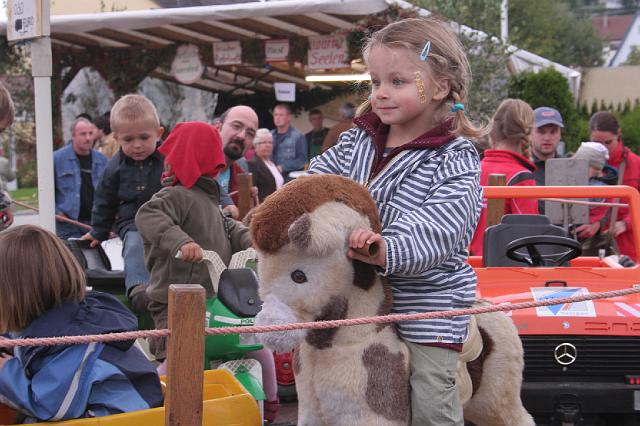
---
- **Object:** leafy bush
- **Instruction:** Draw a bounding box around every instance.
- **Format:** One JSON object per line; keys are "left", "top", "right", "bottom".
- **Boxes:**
{"left": 577, "top": 99, "right": 640, "bottom": 153}
{"left": 17, "top": 159, "right": 37, "bottom": 188}
{"left": 619, "top": 106, "right": 640, "bottom": 152}
{"left": 508, "top": 68, "right": 581, "bottom": 152}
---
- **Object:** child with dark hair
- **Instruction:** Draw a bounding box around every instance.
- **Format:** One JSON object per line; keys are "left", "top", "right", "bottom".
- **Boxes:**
{"left": 0, "top": 225, "right": 162, "bottom": 423}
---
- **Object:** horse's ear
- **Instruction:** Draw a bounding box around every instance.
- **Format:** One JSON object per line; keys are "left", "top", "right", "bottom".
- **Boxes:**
{"left": 288, "top": 202, "right": 371, "bottom": 257}
{"left": 288, "top": 212, "right": 312, "bottom": 250}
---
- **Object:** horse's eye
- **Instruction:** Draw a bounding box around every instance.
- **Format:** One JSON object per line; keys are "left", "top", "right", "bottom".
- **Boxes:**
{"left": 291, "top": 270, "right": 307, "bottom": 284}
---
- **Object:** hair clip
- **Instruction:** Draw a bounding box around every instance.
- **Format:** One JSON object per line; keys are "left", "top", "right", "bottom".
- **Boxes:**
{"left": 420, "top": 41, "right": 431, "bottom": 61}
{"left": 451, "top": 103, "right": 465, "bottom": 113}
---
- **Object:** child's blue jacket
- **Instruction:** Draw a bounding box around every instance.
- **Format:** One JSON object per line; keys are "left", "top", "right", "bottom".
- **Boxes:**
{"left": 0, "top": 292, "right": 163, "bottom": 422}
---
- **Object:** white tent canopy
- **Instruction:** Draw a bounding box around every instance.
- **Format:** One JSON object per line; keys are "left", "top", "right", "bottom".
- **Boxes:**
{"left": 1, "top": 0, "right": 581, "bottom": 96}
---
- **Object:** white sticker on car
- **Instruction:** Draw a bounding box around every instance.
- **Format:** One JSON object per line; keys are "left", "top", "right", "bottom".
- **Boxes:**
{"left": 614, "top": 302, "right": 640, "bottom": 318}
{"left": 531, "top": 287, "right": 596, "bottom": 317}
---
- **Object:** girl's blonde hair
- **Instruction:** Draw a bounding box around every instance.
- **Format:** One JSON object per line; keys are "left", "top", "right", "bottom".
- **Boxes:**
{"left": 0, "top": 81, "right": 15, "bottom": 126}
{"left": 0, "top": 225, "right": 86, "bottom": 332}
{"left": 358, "top": 17, "right": 485, "bottom": 138}
{"left": 489, "top": 99, "right": 534, "bottom": 158}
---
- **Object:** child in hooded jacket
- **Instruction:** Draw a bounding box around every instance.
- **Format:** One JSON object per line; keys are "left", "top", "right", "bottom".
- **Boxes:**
{"left": 0, "top": 225, "right": 162, "bottom": 423}
{"left": 136, "top": 121, "right": 251, "bottom": 359}
{"left": 135, "top": 122, "right": 281, "bottom": 421}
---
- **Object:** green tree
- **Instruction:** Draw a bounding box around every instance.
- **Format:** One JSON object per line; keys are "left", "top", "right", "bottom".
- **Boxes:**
{"left": 623, "top": 46, "right": 640, "bottom": 66}
{"left": 620, "top": 103, "right": 640, "bottom": 152}
{"left": 411, "top": 0, "right": 511, "bottom": 122}
{"left": 414, "top": 0, "right": 604, "bottom": 67}
{"left": 508, "top": 68, "right": 583, "bottom": 151}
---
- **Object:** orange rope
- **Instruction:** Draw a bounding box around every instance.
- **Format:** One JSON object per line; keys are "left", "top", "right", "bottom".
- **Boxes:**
{"left": 1, "top": 286, "right": 639, "bottom": 349}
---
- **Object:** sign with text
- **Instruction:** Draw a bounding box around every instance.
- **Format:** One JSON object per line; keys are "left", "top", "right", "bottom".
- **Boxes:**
{"left": 265, "top": 39, "right": 289, "bottom": 63}
{"left": 307, "top": 34, "right": 349, "bottom": 70}
{"left": 7, "top": 0, "right": 48, "bottom": 41}
{"left": 274, "top": 82, "right": 296, "bottom": 102}
{"left": 171, "top": 44, "right": 204, "bottom": 85}
{"left": 214, "top": 41, "right": 242, "bottom": 66}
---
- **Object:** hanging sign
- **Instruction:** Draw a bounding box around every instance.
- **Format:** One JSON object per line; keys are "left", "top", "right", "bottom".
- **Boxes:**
{"left": 274, "top": 82, "right": 296, "bottom": 102}
{"left": 7, "top": 0, "right": 49, "bottom": 41}
{"left": 214, "top": 41, "right": 242, "bottom": 66}
{"left": 265, "top": 39, "right": 289, "bottom": 63}
{"left": 307, "top": 34, "right": 349, "bottom": 70}
{"left": 171, "top": 44, "right": 204, "bottom": 85}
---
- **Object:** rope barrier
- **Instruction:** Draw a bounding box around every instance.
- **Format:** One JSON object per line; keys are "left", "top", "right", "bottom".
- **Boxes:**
{"left": 1, "top": 286, "right": 639, "bottom": 349}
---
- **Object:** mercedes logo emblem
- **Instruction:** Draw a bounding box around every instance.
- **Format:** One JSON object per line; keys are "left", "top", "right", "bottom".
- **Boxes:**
{"left": 554, "top": 343, "right": 577, "bottom": 366}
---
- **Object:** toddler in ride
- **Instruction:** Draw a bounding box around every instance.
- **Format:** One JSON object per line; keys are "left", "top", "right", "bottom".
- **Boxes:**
{"left": 81, "top": 94, "right": 165, "bottom": 313}
{"left": 135, "top": 121, "right": 280, "bottom": 421}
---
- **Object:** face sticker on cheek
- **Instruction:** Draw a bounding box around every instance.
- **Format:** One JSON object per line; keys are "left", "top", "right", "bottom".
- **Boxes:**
{"left": 415, "top": 71, "right": 427, "bottom": 104}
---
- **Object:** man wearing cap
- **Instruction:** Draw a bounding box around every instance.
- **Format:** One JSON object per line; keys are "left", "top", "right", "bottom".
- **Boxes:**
{"left": 531, "top": 107, "right": 565, "bottom": 187}
{"left": 531, "top": 107, "right": 564, "bottom": 214}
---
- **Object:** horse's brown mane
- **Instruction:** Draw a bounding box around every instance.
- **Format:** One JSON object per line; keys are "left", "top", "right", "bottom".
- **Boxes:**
{"left": 250, "top": 175, "right": 382, "bottom": 254}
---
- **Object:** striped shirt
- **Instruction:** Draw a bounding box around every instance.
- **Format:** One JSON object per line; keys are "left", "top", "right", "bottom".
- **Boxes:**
{"left": 308, "top": 120, "right": 482, "bottom": 344}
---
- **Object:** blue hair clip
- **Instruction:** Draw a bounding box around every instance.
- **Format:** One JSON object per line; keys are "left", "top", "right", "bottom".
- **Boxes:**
{"left": 419, "top": 41, "right": 431, "bottom": 61}
{"left": 451, "top": 103, "right": 465, "bottom": 113}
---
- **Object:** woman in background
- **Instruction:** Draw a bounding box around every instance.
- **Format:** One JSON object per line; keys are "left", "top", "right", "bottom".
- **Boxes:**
{"left": 470, "top": 98, "right": 539, "bottom": 256}
{"left": 248, "top": 128, "right": 284, "bottom": 202}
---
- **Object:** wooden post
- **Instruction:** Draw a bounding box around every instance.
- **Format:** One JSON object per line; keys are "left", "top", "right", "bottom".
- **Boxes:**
{"left": 165, "top": 285, "right": 206, "bottom": 426}
{"left": 237, "top": 173, "right": 253, "bottom": 220}
{"left": 486, "top": 174, "right": 506, "bottom": 228}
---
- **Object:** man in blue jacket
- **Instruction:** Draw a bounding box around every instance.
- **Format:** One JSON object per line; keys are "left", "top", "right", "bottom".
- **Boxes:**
{"left": 271, "top": 104, "right": 307, "bottom": 181}
{"left": 54, "top": 118, "right": 108, "bottom": 239}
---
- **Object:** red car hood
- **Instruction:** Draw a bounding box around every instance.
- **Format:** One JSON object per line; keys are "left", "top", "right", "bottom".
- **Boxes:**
{"left": 475, "top": 264, "right": 640, "bottom": 336}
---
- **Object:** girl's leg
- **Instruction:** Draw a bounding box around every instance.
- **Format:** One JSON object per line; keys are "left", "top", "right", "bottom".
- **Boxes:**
{"left": 246, "top": 348, "right": 278, "bottom": 401}
{"left": 406, "top": 341, "right": 463, "bottom": 426}
{"left": 246, "top": 348, "right": 280, "bottom": 422}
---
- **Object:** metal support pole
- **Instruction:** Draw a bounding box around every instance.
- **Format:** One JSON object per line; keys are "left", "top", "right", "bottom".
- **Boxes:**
{"left": 500, "top": 0, "right": 509, "bottom": 44}
{"left": 31, "top": 36, "right": 55, "bottom": 232}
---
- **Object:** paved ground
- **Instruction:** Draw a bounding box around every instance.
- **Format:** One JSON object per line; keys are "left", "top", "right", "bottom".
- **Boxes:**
{"left": 11, "top": 211, "right": 40, "bottom": 227}
{"left": 272, "top": 402, "right": 297, "bottom": 425}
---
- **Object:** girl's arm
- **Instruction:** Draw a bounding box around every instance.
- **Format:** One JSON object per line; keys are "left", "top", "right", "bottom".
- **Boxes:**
{"left": 0, "top": 344, "right": 99, "bottom": 421}
{"left": 381, "top": 150, "right": 482, "bottom": 276}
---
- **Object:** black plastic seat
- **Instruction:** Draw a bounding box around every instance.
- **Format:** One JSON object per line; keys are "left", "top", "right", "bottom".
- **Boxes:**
{"left": 63, "top": 239, "right": 125, "bottom": 293}
{"left": 482, "top": 214, "right": 571, "bottom": 267}
{"left": 217, "top": 268, "right": 262, "bottom": 318}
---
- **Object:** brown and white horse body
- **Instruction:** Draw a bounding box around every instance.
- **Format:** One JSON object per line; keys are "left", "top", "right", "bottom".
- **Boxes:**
{"left": 250, "top": 175, "right": 533, "bottom": 426}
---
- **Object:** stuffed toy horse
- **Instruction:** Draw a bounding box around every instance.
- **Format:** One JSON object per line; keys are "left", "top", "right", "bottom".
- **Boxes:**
{"left": 250, "top": 174, "right": 533, "bottom": 426}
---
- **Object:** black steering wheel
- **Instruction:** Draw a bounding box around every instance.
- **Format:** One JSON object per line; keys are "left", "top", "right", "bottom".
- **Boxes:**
{"left": 506, "top": 235, "right": 582, "bottom": 267}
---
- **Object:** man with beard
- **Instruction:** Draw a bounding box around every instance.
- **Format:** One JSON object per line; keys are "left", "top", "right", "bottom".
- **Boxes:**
{"left": 531, "top": 106, "right": 564, "bottom": 214}
{"left": 215, "top": 105, "right": 259, "bottom": 217}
